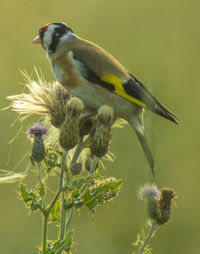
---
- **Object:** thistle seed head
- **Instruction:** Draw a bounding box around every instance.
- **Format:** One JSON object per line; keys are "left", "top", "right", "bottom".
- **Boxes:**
{"left": 90, "top": 105, "right": 114, "bottom": 158}
{"left": 59, "top": 97, "right": 84, "bottom": 151}
{"left": 7, "top": 69, "right": 70, "bottom": 126}
{"left": 156, "top": 188, "right": 176, "bottom": 225}
{"left": 49, "top": 84, "right": 71, "bottom": 128}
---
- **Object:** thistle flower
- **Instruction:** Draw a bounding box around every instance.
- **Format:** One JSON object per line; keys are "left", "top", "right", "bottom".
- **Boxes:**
{"left": 27, "top": 124, "right": 48, "bottom": 162}
{"left": 59, "top": 98, "right": 84, "bottom": 151}
{"left": 90, "top": 105, "right": 114, "bottom": 158}
{"left": 27, "top": 124, "right": 48, "bottom": 136}
{"left": 139, "top": 184, "right": 160, "bottom": 201}
{"left": 139, "top": 184, "right": 176, "bottom": 225}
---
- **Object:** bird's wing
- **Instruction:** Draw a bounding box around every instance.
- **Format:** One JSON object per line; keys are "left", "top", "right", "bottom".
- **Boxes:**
{"left": 71, "top": 40, "right": 179, "bottom": 124}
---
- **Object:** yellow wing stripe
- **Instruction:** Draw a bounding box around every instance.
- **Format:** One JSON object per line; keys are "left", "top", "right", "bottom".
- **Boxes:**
{"left": 101, "top": 73, "right": 146, "bottom": 108}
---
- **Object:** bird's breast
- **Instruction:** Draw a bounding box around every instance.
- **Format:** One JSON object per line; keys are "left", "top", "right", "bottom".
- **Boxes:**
{"left": 52, "top": 52, "right": 82, "bottom": 88}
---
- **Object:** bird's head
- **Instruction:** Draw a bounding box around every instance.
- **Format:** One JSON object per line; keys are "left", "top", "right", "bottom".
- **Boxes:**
{"left": 33, "top": 22, "right": 75, "bottom": 57}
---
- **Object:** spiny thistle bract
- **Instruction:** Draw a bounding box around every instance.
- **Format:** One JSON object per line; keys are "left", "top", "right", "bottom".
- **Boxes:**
{"left": 59, "top": 97, "right": 84, "bottom": 150}
{"left": 90, "top": 105, "right": 114, "bottom": 158}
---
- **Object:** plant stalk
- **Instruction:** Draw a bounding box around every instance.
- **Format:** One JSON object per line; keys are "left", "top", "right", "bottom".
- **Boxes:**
{"left": 42, "top": 213, "right": 48, "bottom": 254}
{"left": 59, "top": 150, "right": 68, "bottom": 242}
{"left": 137, "top": 220, "right": 158, "bottom": 254}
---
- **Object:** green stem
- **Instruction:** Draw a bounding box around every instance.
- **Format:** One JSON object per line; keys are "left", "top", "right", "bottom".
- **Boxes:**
{"left": 37, "top": 162, "right": 43, "bottom": 186}
{"left": 46, "top": 150, "right": 68, "bottom": 217}
{"left": 42, "top": 213, "right": 48, "bottom": 254}
{"left": 37, "top": 162, "right": 48, "bottom": 253}
{"left": 137, "top": 220, "right": 158, "bottom": 254}
{"left": 70, "top": 138, "right": 83, "bottom": 167}
{"left": 65, "top": 208, "right": 74, "bottom": 232}
{"left": 37, "top": 162, "right": 45, "bottom": 210}
{"left": 58, "top": 150, "right": 68, "bottom": 248}
{"left": 59, "top": 191, "right": 67, "bottom": 241}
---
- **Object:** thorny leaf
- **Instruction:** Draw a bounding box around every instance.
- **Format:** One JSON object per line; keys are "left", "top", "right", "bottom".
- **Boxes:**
{"left": 20, "top": 183, "right": 42, "bottom": 212}
{"left": 20, "top": 183, "right": 36, "bottom": 203}
{"left": 50, "top": 199, "right": 60, "bottom": 222}
{"left": 46, "top": 230, "right": 74, "bottom": 254}
{"left": 43, "top": 149, "right": 62, "bottom": 173}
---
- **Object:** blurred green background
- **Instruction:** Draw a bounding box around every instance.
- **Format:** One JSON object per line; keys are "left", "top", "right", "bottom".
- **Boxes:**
{"left": 0, "top": 0, "right": 199, "bottom": 253}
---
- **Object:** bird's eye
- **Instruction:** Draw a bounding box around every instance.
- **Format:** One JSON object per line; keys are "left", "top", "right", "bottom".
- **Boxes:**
{"left": 39, "top": 28, "right": 45, "bottom": 38}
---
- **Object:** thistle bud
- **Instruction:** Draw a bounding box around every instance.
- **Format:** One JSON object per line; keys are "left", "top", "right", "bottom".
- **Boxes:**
{"left": 70, "top": 163, "right": 82, "bottom": 176}
{"left": 90, "top": 105, "right": 114, "bottom": 158}
{"left": 27, "top": 124, "right": 48, "bottom": 162}
{"left": 156, "top": 188, "right": 176, "bottom": 225}
{"left": 50, "top": 84, "right": 71, "bottom": 128}
{"left": 59, "top": 97, "right": 84, "bottom": 150}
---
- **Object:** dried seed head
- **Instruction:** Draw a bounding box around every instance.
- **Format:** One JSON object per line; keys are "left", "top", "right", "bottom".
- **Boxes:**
{"left": 27, "top": 124, "right": 47, "bottom": 162}
{"left": 7, "top": 69, "right": 71, "bottom": 126}
{"left": 49, "top": 84, "right": 71, "bottom": 128}
{"left": 159, "top": 188, "right": 176, "bottom": 210}
{"left": 90, "top": 105, "right": 114, "bottom": 158}
{"left": 156, "top": 188, "right": 176, "bottom": 225}
{"left": 59, "top": 98, "right": 84, "bottom": 150}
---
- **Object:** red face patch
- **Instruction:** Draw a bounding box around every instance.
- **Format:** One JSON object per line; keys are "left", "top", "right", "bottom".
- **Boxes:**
{"left": 39, "top": 23, "right": 51, "bottom": 44}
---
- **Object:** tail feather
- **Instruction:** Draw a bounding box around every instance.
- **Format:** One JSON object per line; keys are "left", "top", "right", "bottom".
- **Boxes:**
{"left": 154, "top": 103, "right": 180, "bottom": 125}
{"left": 130, "top": 74, "right": 180, "bottom": 125}
{"left": 129, "top": 116, "right": 155, "bottom": 175}
{"left": 135, "top": 129, "right": 155, "bottom": 174}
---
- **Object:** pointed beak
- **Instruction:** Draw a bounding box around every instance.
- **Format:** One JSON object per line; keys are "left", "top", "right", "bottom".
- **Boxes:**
{"left": 32, "top": 35, "right": 41, "bottom": 44}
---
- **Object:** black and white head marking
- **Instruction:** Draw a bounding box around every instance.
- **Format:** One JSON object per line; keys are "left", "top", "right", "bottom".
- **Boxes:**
{"left": 39, "top": 22, "right": 75, "bottom": 57}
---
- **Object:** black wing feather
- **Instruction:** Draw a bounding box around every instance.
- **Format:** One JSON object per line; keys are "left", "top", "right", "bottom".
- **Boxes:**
{"left": 72, "top": 52, "right": 179, "bottom": 124}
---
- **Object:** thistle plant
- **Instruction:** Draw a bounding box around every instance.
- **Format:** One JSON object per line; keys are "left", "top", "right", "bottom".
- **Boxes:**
{"left": 7, "top": 70, "right": 124, "bottom": 254}
{"left": 6, "top": 70, "right": 177, "bottom": 254}
{"left": 132, "top": 184, "right": 177, "bottom": 254}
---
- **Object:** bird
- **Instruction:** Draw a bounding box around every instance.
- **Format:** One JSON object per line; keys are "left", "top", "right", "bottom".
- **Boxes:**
{"left": 33, "top": 22, "right": 179, "bottom": 174}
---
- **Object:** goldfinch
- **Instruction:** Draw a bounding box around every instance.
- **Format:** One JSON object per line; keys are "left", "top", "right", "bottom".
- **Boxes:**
{"left": 33, "top": 22, "right": 179, "bottom": 173}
